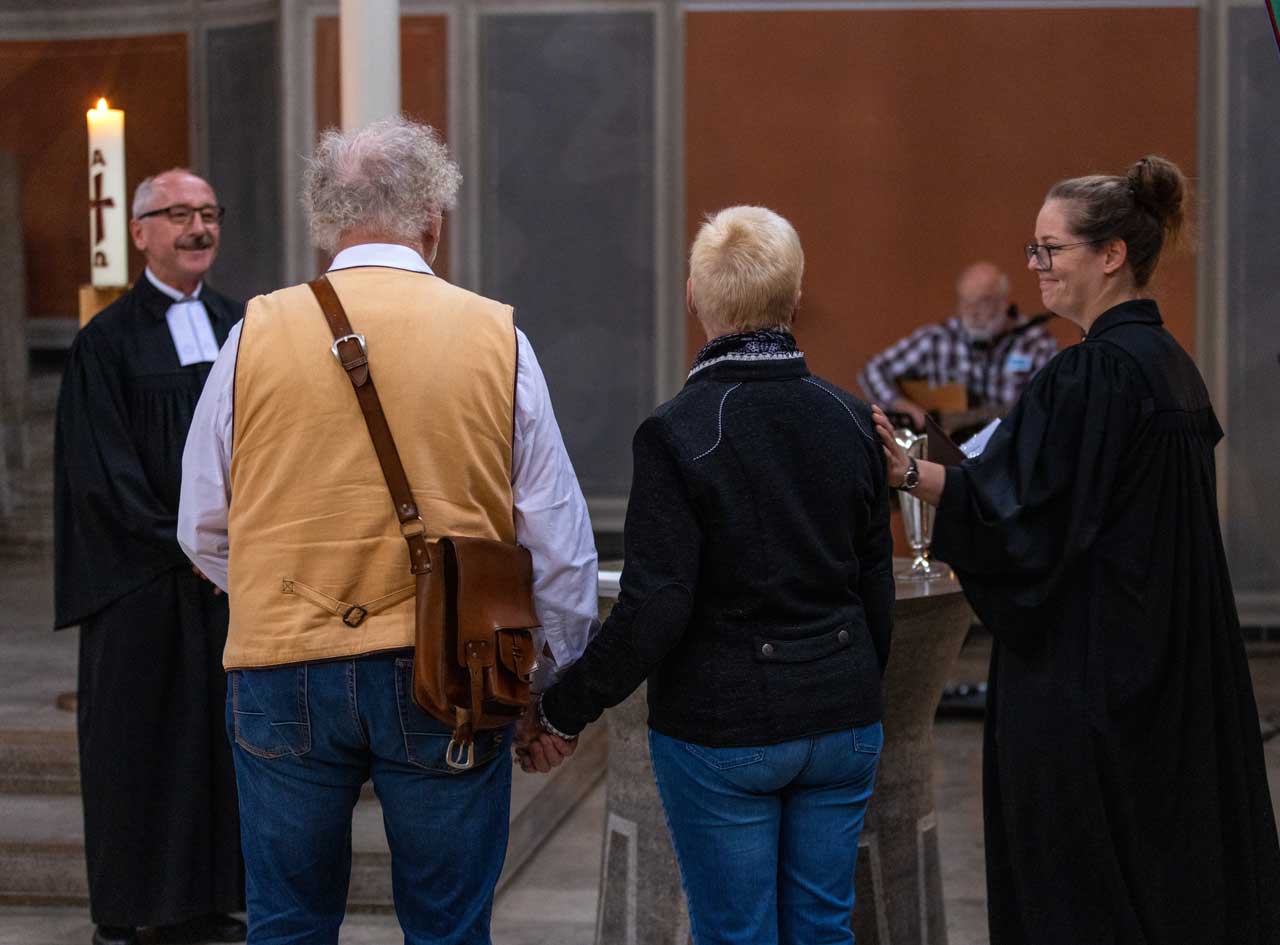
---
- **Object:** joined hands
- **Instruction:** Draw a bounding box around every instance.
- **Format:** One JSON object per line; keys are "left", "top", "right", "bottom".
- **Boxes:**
{"left": 870, "top": 405, "right": 910, "bottom": 488}
{"left": 514, "top": 695, "right": 578, "bottom": 774}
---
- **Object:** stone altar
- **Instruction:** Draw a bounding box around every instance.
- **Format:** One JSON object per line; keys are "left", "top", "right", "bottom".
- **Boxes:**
{"left": 592, "top": 563, "right": 973, "bottom": 945}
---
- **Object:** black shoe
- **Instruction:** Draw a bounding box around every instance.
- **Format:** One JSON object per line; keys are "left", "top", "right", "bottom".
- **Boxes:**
{"left": 152, "top": 913, "right": 246, "bottom": 945}
{"left": 92, "top": 927, "right": 140, "bottom": 945}
{"left": 196, "top": 914, "right": 247, "bottom": 944}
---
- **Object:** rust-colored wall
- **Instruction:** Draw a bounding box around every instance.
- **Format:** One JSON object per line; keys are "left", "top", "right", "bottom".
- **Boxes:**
{"left": 0, "top": 35, "right": 189, "bottom": 319}
{"left": 315, "top": 15, "right": 451, "bottom": 278}
{"left": 685, "top": 9, "right": 1199, "bottom": 385}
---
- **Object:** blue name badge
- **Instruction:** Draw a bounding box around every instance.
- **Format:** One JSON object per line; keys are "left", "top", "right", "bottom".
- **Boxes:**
{"left": 1005, "top": 352, "right": 1034, "bottom": 373}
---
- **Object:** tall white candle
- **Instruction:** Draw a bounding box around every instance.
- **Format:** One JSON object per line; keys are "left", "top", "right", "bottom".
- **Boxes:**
{"left": 86, "top": 98, "right": 127, "bottom": 287}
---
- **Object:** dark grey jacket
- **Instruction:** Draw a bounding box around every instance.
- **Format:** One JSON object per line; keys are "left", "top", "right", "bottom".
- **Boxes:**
{"left": 541, "top": 351, "right": 894, "bottom": 747}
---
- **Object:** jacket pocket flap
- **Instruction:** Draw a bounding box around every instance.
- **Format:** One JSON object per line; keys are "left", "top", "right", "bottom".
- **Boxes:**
{"left": 753, "top": 625, "right": 853, "bottom": 664}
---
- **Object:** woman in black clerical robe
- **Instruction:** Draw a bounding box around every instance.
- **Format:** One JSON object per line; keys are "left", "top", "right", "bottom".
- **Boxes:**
{"left": 873, "top": 156, "right": 1280, "bottom": 945}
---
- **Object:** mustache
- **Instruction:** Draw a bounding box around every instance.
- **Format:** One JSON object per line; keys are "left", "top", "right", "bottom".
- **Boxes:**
{"left": 176, "top": 234, "right": 215, "bottom": 250}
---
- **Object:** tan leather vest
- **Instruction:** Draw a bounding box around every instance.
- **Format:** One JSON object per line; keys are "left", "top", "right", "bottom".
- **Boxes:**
{"left": 224, "top": 267, "right": 517, "bottom": 669}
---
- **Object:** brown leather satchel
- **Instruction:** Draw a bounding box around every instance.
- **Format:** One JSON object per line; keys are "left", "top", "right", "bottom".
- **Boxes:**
{"left": 308, "top": 276, "right": 539, "bottom": 771}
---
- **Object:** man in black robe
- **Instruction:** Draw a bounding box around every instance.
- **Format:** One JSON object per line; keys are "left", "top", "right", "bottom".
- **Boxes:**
{"left": 54, "top": 169, "right": 245, "bottom": 945}
{"left": 927, "top": 300, "right": 1280, "bottom": 944}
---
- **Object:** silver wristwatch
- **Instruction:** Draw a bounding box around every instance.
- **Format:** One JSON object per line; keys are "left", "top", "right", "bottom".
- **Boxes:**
{"left": 537, "top": 697, "right": 577, "bottom": 742}
{"left": 900, "top": 457, "right": 920, "bottom": 491}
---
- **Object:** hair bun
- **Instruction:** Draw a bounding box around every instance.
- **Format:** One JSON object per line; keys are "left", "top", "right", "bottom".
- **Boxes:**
{"left": 1126, "top": 155, "right": 1186, "bottom": 246}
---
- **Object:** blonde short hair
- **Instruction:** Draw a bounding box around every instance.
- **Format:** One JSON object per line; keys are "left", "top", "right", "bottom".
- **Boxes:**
{"left": 689, "top": 206, "right": 804, "bottom": 332}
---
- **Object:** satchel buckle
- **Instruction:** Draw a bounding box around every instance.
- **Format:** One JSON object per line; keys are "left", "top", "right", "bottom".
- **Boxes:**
{"left": 330, "top": 332, "right": 367, "bottom": 361}
{"left": 445, "top": 737, "right": 476, "bottom": 771}
{"left": 342, "top": 604, "right": 368, "bottom": 627}
{"left": 400, "top": 517, "right": 427, "bottom": 540}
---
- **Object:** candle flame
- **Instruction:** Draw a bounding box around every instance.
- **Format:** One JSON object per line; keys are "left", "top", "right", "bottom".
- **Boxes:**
{"left": 96, "top": 98, "right": 109, "bottom": 112}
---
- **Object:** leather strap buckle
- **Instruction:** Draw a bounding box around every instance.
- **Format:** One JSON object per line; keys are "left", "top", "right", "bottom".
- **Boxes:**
{"left": 400, "top": 518, "right": 427, "bottom": 540}
{"left": 342, "top": 604, "right": 369, "bottom": 627}
{"left": 447, "top": 712, "right": 476, "bottom": 771}
{"left": 330, "top": 332, "right": 367, "bottom": 361}
{"left": 445, "top": 737, "right": 475, "bottom": 771}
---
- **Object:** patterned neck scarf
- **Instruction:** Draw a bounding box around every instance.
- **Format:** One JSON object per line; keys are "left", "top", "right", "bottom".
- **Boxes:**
{"left": 689, "top": 328, "right": 801, "bottom": 376}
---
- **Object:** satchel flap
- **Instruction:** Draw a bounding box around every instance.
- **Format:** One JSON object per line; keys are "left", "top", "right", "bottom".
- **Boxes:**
{"left": 447, "top": 537, "right": 540, "bottom": 666}
{"left": 413, "top": 543, "right": 467, "bottom": 722}
{"left": 497, "top": 628, "right": 537, "bottom": 678}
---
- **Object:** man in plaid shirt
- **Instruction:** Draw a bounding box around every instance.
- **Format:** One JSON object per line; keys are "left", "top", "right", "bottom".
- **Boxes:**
{"left": 859, "top": 262, "right": 1058, "bottom": 428}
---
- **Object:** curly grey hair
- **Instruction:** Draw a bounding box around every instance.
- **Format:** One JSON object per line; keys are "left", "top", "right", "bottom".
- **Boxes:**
{"left": 303, "top": 116, "right": 461, "bottom": 254}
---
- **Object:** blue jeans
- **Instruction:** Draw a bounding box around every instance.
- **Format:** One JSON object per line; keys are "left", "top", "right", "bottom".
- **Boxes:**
{"left": 226, "top": 653, "right": 513, "bottom": 945}
{"left": 649, "top": 723, "right": 883, "bottom": 945}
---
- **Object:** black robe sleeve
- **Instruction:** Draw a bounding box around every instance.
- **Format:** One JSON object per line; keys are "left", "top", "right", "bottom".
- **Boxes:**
{"left": 856, "top": 444, "right": 894, "bottom": 674}
{"left": 540, "top": 415, "right": 700, "bottom": 736}
{"left": 53, "top": 321, "right": 187, "bottom": 628}
{"left": 930, "top": 343, "right": 1141, "bottom": 645}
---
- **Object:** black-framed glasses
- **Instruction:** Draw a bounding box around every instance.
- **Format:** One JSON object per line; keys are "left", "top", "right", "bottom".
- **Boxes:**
{"left": 1024, "top": 239, "right": 1104, "bottom": 271}
{"left": 136, "top": 204, "right": 226, "bottom": 226}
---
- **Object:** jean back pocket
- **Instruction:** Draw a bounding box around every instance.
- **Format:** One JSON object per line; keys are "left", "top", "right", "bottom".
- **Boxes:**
{"left": 852, "top": 720, "right": 884, "bottom": 754}
{"left": 394, "top": 658, "right": 507, "bottom": 774}
{"left": 231, "top": 666, "right": 311, "bottom": 759}
{"left": 682, "top": 741, "right": 766, "bottom": 772}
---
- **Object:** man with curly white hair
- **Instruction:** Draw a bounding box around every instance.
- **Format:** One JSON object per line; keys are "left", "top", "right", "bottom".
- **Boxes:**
{"left": 177, "top": 116, "right": 598, "bottom": 943}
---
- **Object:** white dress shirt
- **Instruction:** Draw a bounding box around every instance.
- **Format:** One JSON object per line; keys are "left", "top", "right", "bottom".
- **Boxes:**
{"left": 147, "top": 268, "right": 222, "bottom": 365}
{"left": 177, "top": 243, "right": 600, "bottom": 679}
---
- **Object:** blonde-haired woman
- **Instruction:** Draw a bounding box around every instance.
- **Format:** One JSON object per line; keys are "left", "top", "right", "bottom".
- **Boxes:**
{"left": 531, "top": 206, "right": 894, "bottom": 945}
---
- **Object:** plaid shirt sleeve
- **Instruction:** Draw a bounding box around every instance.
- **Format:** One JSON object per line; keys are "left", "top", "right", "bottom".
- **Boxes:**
{"left": 992, "top": 325, "right": 1060, "bottom": 407}
{"left": 1028, "top": 328, "right": 1059, "bottom": 375}
{"left": 859, "top": 325, "right": 944, "bottom": 405}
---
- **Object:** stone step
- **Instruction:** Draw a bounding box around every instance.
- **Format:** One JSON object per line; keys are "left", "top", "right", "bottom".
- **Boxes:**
{"left": 12, "top": 477, "right": 53, "bottom": 500}
{"left": 0, "top": 516, "right": 54, "bottom": 550}
{"left": 0, "top": 724, "right": 605, "bottom": 912}
{"left": 0, "top": 732, "right": 79, "bottom": 795}
{"left": 0, "top": 370, "right": 56, "bottom": 548}
{"left": 0, "top": 532, "right": 52, "bottom": 552}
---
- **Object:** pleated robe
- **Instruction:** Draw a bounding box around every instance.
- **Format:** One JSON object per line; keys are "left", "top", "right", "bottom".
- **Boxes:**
{"left": 932, "top": 299, "right": 1280, "bottom": 945}
{"left": 53, "top": 275, "right": 245, "bottom": 927}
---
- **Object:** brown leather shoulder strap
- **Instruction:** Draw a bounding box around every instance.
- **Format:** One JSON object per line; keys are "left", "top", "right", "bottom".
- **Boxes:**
{"left": 307, "top": 275, "right": 431, "bottom": 575}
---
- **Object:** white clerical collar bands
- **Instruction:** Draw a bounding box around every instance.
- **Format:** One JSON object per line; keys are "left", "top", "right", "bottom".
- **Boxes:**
{"left": 145, "top": 267, "right": 202, "bottom": 302}
{"left": 687, "top": 349, "right": 806, "bottom": 379}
